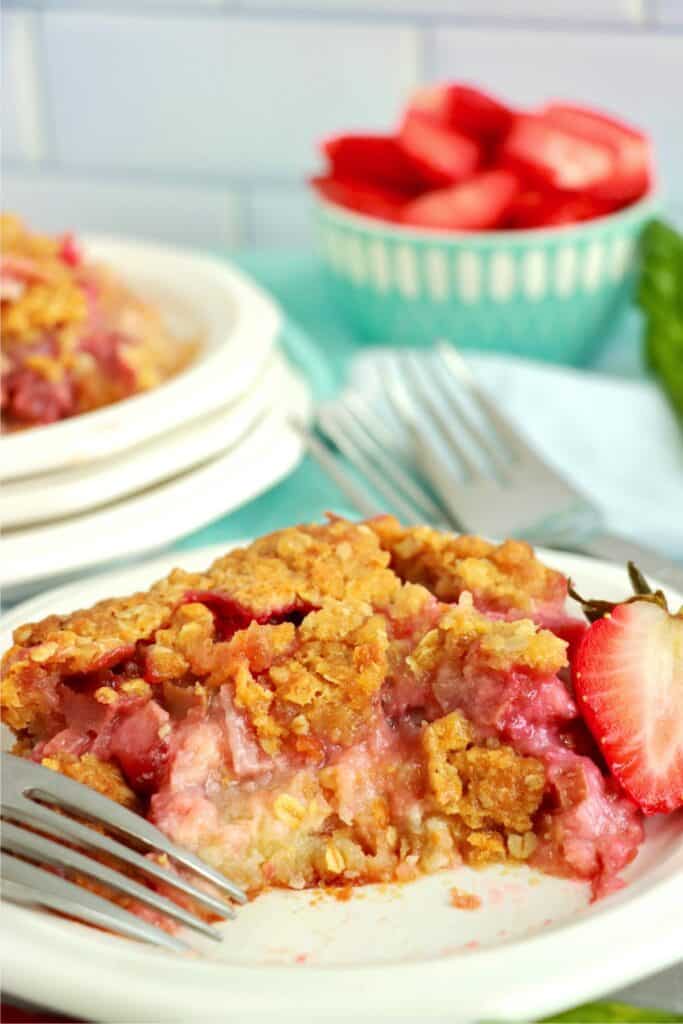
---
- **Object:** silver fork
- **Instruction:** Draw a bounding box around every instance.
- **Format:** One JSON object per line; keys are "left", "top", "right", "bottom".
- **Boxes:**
{"left": 389, "top": 343, "right": 683, "bottom": 590}
{"left": 297, "top": 345, "right": 683, "bottom": 592}
{"left": 1, "top": 753, "right": 246, "bottom": 952}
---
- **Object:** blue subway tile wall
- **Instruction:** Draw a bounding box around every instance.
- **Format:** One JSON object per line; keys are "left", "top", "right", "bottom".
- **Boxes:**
{"left": 2, "top": 0, "right": 681, "bottom": 248}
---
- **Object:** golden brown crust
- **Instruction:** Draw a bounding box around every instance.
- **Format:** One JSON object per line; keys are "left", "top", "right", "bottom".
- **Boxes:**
{"left": 39, "top": 752, "right": 138, "bottom": 809}
{"left": 423, "top": 710, "right": 546, "bottom": 835}
{"left": 368, "top": 515, "right": 567, "bottom": 613}
{"left": 406, "top": 591, "right": 567, "bottom": 687}
{"left": 1, "top": 213, "right": 196, "bottom": 427}
{"left": 0, "top": 517, "right": 641, "bottom": 904}
{"left": 1, "top": 519, "right": 567, "bottom": 745}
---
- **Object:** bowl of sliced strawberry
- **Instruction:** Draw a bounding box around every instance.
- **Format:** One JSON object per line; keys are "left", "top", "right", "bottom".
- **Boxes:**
{"left": 311, "top": 83, "right": 659, "bottom": 363}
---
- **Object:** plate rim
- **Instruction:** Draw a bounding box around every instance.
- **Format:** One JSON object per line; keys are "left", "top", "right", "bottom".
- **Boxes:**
{"left": 1, "top": 235, "right": 280, "bottom": 481}
{"left": 1, "top": 545, "right": 681, "bottom": 1022}
{"left": 0, "top": 366, "right": 310, "bottom": 593}
{"left": 1, "top": 350, "right": 293, "bottom": 529}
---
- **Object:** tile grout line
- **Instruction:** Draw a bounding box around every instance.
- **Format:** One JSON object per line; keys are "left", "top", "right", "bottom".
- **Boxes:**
{"left": 4, "top": 0, "right": 682, "bottom": 35}
{"left": 2, "top": 160, "right": 313, "bottom": 190}
{"left": 32, "top": 7, "right": 59, "bottom": 162}
{"left": 6, "top": 10, "right": 48, "bottom": 163}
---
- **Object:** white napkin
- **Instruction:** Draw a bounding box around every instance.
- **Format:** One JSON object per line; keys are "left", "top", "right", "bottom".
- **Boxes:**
{"left": 349, "top": 350, "right": 683, "bottom": 560}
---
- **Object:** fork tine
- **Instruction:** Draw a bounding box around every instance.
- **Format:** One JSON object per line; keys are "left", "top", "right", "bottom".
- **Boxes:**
{"left": 2, "top": 821, "right": 222, "bottom": 942}
{"left": 401, "top": 353, "right": 487, "bottom": 483}
{"left": 289, "top": 418, "right": 383, "bottom": 518}
{"left": 316, "top": 411, "right": 426, "bottom": 525}
{"left": 2, "top": 852, "right": 188, "bottom": 953}
{"left": 320, "top": 405, "right": 448, "bottom": 526}
{"left": 425, "top": 355, "right": 509, "bottom": 476}
{"left": 407, "top": 421, "right": 490, "bottom": 532}
{"left": 3, "top": 755, "right": 245, "bottom": 905}
{"left": 437, "top": 343, "right": 546, "bottom": 467}
{"left": 2, "top": 799, "right": 237, "bottom": 919}
{"left": 337, "top": 395, "right": 451, "bottom": 525}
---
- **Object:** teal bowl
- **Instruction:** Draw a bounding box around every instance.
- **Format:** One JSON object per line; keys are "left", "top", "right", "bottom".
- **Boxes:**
{"left": 312, "top": 191, "right": 659, "bottom": 365}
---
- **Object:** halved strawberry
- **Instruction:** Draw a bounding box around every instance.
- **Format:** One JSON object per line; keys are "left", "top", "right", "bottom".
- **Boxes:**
{"left": 506, "top": 186, "right": 617, "bottom": 229}
{"left": 571, "top": 568, "right": 683, "bottom": 814}
{"left": 58, "top": 232, "right": 82, "bottom": 267}
{"left": 401, "top": 169, "right": 520, "bottom": 231}
{"left": 310, "top": 174, "right": 406, "bottom": 222}
{"left": 407, "top": 83, "right": 513, "bottom": 143}
{"left": 501, "top": 114, "right": 615, "bottom": 192}
{"left": 542, "top": 103, "right": 652, "bottom": 204}
{"left": 321, "top": 134, "right": 422, "bottom": 193}
{"left": 398, "top": 110, "right": 482, "bottom": 188}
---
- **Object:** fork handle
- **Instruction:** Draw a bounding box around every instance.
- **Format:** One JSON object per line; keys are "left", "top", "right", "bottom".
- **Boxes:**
{"left": 572, "top": 531, "right": 683, "bottom": 595}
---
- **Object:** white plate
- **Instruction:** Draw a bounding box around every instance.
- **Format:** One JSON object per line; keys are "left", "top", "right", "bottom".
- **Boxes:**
{"left": 0, "top": 364, "right": 310, "bottom": 602}
{"left": 2, "top": 349, "right": 292, "bottom": 529}
{"left": 1, "top": 236, "right": 280, "bottom": 481}
{"left": 1, "top": 547, "right": 681, "bottom": 1023}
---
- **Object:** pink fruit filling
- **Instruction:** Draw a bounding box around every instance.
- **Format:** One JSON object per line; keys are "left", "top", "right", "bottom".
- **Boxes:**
{"left": 2, "top": 518, "right": 645, "bottom": 908}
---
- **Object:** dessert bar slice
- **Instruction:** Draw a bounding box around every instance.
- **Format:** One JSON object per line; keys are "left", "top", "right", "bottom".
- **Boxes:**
{"left": 1, "top": 517, "right": 643, "bottom": 902}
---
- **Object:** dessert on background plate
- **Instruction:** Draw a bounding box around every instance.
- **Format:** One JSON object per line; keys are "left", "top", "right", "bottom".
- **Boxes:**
{"left": 1, "top": 214, "right": 197, "bottom": 430}
{"left": 5, "top": 515, "right": 680, "bottom": 925}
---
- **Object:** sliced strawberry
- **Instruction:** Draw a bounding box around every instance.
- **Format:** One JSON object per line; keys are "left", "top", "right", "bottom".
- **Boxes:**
{"left": 321, "top": 134, "right": 422, "bottom": 192}
{"left": 110, "top": 700, "right": 171, "bottom": 794}
{"left": 401, "top": 169, "right": 520, "bottom": 231}
{"left": 448, "top": 84, "right": 514, "bottom": 142}
{"left": 398, "top": 110, "right": 482, "bottom": 188}
{"left": 407, "top": 83, "right": 514, "bottom": 143}
{"left": 573, "top": 599, "right": 683, "bottom": 814}
{"left": 540, "top": 194, "right": 618, "bottom": 226}
{"left": 311, "top": 174, "right": 406, "bottom": 222}
{"left": 406, "top": 83, "right": 453, "bottom": 125}
{"left": 506, "top": 187, "right": 617, "bottom": 229}
{"left": 58, "top": 232, "right": 82, "bottom": 267}
{"left": 543, "top": 103, "right": 652, "bottom": 203}
{"left": 501, "top": 114, "right": 615, "bottom": 193}
{"left": 181, "top": 589, "right": 315, "bottom": 641}
{"left": 505, "top": 188, "right": 554, "bottom": 229}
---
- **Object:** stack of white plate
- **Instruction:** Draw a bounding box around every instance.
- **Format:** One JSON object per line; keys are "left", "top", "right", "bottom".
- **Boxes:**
{"left": 1, "top": 236, "right": 311, "bottom": 603}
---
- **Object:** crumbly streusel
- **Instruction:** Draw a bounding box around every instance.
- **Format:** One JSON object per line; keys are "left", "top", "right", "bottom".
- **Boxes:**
{"left": 1, "top": 517, "right": 643, "bottom": 903}
{"left": 1, "top": 213, "right": 196, "bottom": 429}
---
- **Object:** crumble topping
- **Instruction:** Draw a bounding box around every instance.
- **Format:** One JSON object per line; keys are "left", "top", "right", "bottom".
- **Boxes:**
{"left": 450, "top": 886, "right": 482, "bottom": 910}
{"left": 408, "top": 592, "right": 567, "bottom": 680}
{"left": 423, "top": 710, "right": 546, "bottom": 833}
{"left": 1, "top": 517, "right": 643, "bottom": 901}
{"left": 38, "top": 752, "right": 138, "bottom": 809}
{"left": 1, "top": 214, "right": 195, "bottom": 429}
{"left": 368, "top": 515, "right": 567, "bottom": 614}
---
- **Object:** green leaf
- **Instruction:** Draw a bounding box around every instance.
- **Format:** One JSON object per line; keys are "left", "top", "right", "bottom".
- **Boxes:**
{"left": 538, "top": 1000, "right": 683, "bottom": 1022}
{"left": 637, "top": 218, "right": 683, "bottom": 420}
{"left": 481, "top": 999, "right": 683, "bottom": 1023}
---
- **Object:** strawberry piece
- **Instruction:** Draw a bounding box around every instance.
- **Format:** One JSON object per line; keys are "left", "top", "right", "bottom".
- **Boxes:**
{"left": 110, "top": 701, "right": 171, "bottom": 794}
{"left": 447, "top": 84, "right": 514, "bottom": 142}
{"left": 321, "top": 134, "right": 422, "bottom": 192}
{"left": 181, "top": 589, "right": 316, "bottom": 641}
{"left": 398, "top": 110, "right": 482, "bottom": 188}
{"left": 501, "top": 114, "right": 615, "bottom": 192}
{"left": 542, "top": 103, "right": 652, "bottom": 203}
{"left": 406, "top": 84, "right": 453, "bottom": 125}
{"left": 407, "top": 83, "right": 514, "bottom": 143}
{"left": 310, "top": 174, "right": 407, "bottom": 222}
{"left": 573, "top": 599, "right": 683, "bottom": 814}
{"left": 401, "top": 169, "right": 520, "bottom": 231}
{"left": 58, "top": 232, "right": 82, "bottom": 267}
{"left": 506, "top": 187, "right": 617, "bottom": 229}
